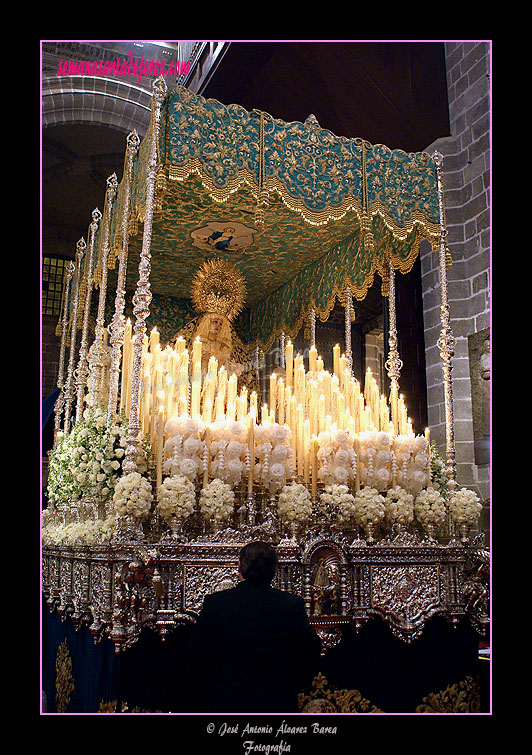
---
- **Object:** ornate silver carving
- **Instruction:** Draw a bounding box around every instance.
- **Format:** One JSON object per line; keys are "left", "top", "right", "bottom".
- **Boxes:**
{"left": 53, "top": 261, "right": 75, "bottom": 445}
{"left": 123, "top": 78, "right": 167, "bottom": 474}
{"left": 42, "top": 526, "right": 483, "bottom": 654}
{"left": 344, "top": 287, "right": 353, "bottom": 373}
{"left": 63, "top": 238, "right": 86, "bottom": 433}
{"left": 384, "top": 262, "right": 403, "bottom": 434}
{"left": 433, "top": 151, "right": 457, "bottom": 492}
{"left": 88, "top": 174, "right": 118, "bottom": 409}
{"left": 107, "top": 131, "right": 140, "bottom": 421}
{"left": 75, "top": 209, "right": 102, "bottom": 422}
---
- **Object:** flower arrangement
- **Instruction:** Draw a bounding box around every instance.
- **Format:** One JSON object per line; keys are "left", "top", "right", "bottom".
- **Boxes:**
{"left": 448, "top": 487, "right": 482, "bottom": 526}
{"left": 319, "top": 484, "right": 357, "bottom": 527}
{"left": 156, "top": 475, "right": 196, "bottom": 523}
{"left": 47, "top": 408, "right": 148, "bottom": 505}
{"left": 393, "top": 434, "right": 430, "bottom": 496}
{"left": 384, "top": 486, "right": 414, "bottom": 528}
{"left": 429, "top": 442, "right": 448, "bottom": 495}
{"left": 208, "top": 420, "right": 248, "bottom": 489}
{"left": 199, "top": 478, "right": 235, "bottom": 525}
{"left": 254, "top": 423, "right": 294, "bottom": 494}
{"left": 42, "top": 516, "right": 115, "bottom": 547}
{"left": 352, "top": 487, "right": 386, "bottom": 529}
{"left": 277, "top": 482, "right": 313, "bottom": 524}
{"left": 358, "top": 430, "right": 393, "bottom": 492}
{"left": 112, "top": 471, "right": 153, "bottom": 519}
{"left": 414, "top": 487, "right": 447, "bottom": 528}
{"left": 317, "top": 428, "right": 356, "bottom": 486}
{"left": 163, "top": 417, "right": 206, "bottom": 483}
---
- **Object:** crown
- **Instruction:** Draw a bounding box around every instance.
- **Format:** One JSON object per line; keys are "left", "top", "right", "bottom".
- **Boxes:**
{"left": 191, "top": 258, "right": 247, "bottom": 322}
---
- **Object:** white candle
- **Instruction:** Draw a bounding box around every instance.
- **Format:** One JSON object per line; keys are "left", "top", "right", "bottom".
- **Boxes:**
{"left": 333, "top": 344, "right": 340, "bottom": 379}
{"left": 309, "top": 345, "right": 318, "bottom": 373}
{"left": 156, "top": 399, "right": 164, "bottom": 490}
{"left": 150, "top": 327, "right": 160, "bottom": 352}
{"left": 248, "top": 411, "right": 255, "bottom": 494}
{"left": 285, "top": 340, "right": 294, "bottom": 388}
{"left": 278, "top": 379, "right": 285, "bottom": 425}
{"left": 311, "top": 435, "right": 318, "bottom": 499}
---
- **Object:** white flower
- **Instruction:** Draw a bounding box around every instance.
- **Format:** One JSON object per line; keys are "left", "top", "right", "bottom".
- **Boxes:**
{"left": 278, "top": 483, "right": 312, "bottom": 523}
{"left": 227, "top": 421, "right": 244, "bottom": 437}
{"left": 226, "top": 440, "right": 243, "bottom": 458}
{"left": 199, "top": 478, "right": 235, "bottom": 523}
{"left": 226, "top": 458, "right": 243, "bottom": 475}
{"left": 156, "top": 474, "right": 196, "bottom": 522}
{"left": 113, "top": 472, "right": 153, "bottom": 519}
{"left": 183, "top": 437, "right": 201, "bottom": 456}
{"left": 385, "top": 486, "right": 414, "bottom": 526}
{"left": 179, "top": 457, "right": 198, "bottom": 480}
{"left": 272, "top": 425, "right": 288, "bottom": 443}
{"left": 448, "top": 487, "right": 482, "bottom": 526}
{"left": 352, "top": 488, "right": 385, "bottom": 527}
{"left": 270, "top": 462, "right": 286, "bottom": 479}
{"left": 414, "top": 487, "right": 447, "bottom": 527}
{"left": 333, "top": 466, "right": 349, "bottom": 483}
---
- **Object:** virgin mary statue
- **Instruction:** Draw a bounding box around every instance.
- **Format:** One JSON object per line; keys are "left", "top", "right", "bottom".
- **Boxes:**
{"left": 172, "top": 258, "right": 259, "bottom": 393}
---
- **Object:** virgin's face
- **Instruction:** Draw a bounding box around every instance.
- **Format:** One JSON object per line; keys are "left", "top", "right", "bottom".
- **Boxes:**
{"left": 209, "top": 316, "right": 223, "bottom": 337}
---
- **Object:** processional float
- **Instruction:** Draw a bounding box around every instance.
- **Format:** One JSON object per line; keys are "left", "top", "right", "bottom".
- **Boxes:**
{"left": 43, "top": 77, "right": 488, "bottom": 655}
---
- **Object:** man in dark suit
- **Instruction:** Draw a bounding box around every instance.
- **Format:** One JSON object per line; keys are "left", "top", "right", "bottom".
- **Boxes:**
{"left": 186, "top": 540, "right": 322, "bottom": 713}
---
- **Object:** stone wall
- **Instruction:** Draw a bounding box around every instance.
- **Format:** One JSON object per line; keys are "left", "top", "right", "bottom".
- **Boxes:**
{"left": 420, "top": 41, "right": 490, "bottom": 527}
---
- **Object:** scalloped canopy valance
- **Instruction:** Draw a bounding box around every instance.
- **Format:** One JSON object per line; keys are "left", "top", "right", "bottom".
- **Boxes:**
{"left": 94, "top": 85, "right": 443, "bottom": 349}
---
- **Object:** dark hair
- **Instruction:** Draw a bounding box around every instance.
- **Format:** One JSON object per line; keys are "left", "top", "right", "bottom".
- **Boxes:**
{"left": 239, "top": 541, "right": 278, "bottom": 584}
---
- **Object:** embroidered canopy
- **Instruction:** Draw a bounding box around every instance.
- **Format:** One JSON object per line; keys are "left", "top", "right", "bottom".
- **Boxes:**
{"left": 94, "top": 86, "right": 443, "bottom": 349}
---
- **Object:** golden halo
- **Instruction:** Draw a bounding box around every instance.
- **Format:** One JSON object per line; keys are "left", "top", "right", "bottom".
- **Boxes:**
{"left": 191, "top": 258, "right": 247, "bottom": 322}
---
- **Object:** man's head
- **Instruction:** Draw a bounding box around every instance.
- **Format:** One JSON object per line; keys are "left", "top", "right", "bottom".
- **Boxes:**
{"left": 239, "top": 541, "right": 278, "bottom": 584}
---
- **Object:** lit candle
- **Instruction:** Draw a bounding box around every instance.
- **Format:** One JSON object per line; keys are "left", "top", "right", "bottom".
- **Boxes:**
{"left": 310, "top": 380, "right": 319, "bottom": 437}
{"left": 142, "top": 365, "right": 152, "bottom": 439}
{"left": 339, "top": 355, "right": 347, "bottom": 391}
{"left": 237, "top": 387, "right": 248, "bottom": 421}
{"left": 337, "top": 392, "right": 345, "bottom": 429}
{"left": 203, "top": 426, "right": 210, "bottom": 486}
{"left": 150, "top": 327, "right": 160, "bottom": 353}
{"left": 261, "top": 403, "right": 268, "bottom": 425}
{"left": 318, "top": 393, "right": 326, "bottom": 434}
{"left": 119, "top": 318, "right": 132, "bottom": 414}
{"left": 297, "top": 404, "right": 304, "bottom": 478}
{"left": 304, "top": 418, "right": 310, "bottom": 484}
{"left": 269, "top": 373, "right": 277, "bottom": 422}
{"left": 333, "top": 344, "right": 340, "bottom": 379}
{"left": 390, "top": 385, "right": 399, "bottom": 435}
{"left": 192, "top": 336, "right": 202, "bottom": 367}
{"left": 215, "top": 392, "right": 225, "bottom": 422}
{"left": 191, "top": 361, "right": 201, "bottom": 418}
{"left": 202, "top": 398, "right": 213, "bottom": 425}
{"left": 166, "top": 375, "right": 174, "bottom": 420}
{"left": 278, "top": 379, "right": 285, "bottom": 425}
{"left": 218, "top": 366, "right": 227, "bottom": 405}
{"left": 227, "top": 372, "right": 238, "bottom": 410}
{"left": 285, "top": 340, "right": 294, "bottom": 388}
{"left": 248, "top": 410, "right": 255, "bottom": 495}
{"left": 156, "top": 399, "right": 164, "bottom": 490}
{"left": 250, "top": 391, "right": 258, "bottom": 418}
{"left": 178, "top": 350, "right": 189, "bottom": 416}
{"left": 309, "top": 345, "right": 318, "bottom": 373}
{"left": 175, "top": 336, "right": 186, "bottom": 354}
{"left": 311, "top": 435, "right": 318, "bottom": 499}
{"left": 316, "top": 355, "right": 324, "bottom": 373}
